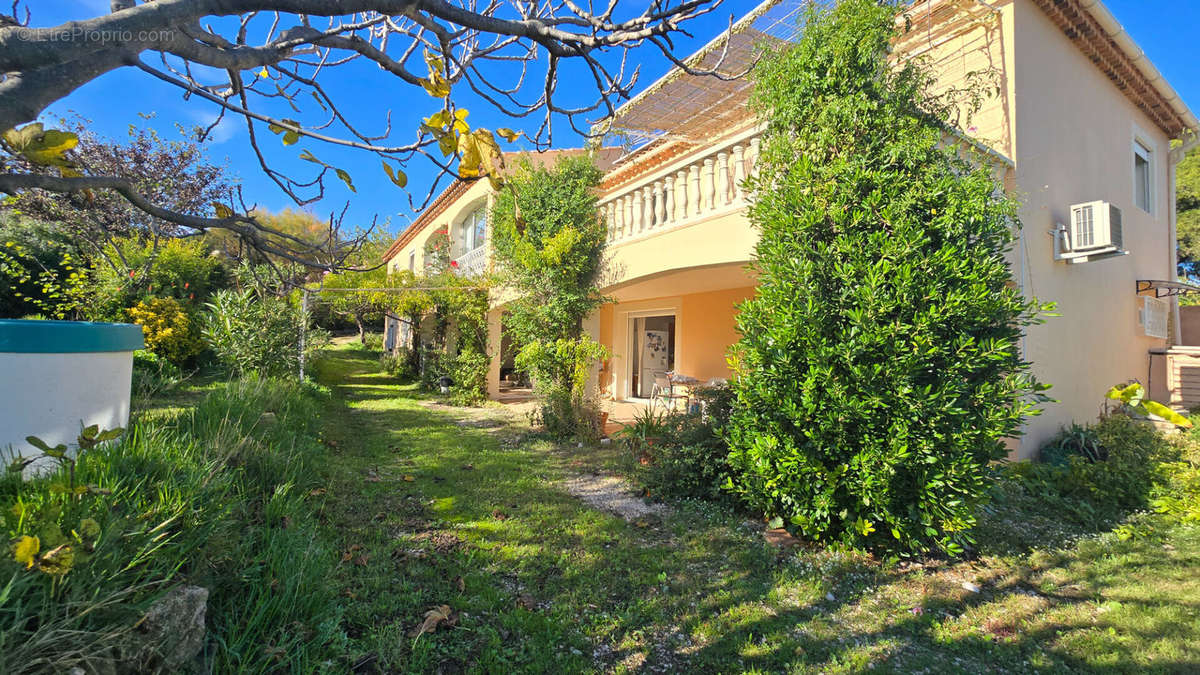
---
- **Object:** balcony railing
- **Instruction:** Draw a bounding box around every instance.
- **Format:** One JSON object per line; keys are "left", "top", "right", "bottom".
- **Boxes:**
{"left": 452, "top": 245, "right": 487, "bottom": 277}
{"left": 599, "top": 130, "right": 761, "bottom": 245}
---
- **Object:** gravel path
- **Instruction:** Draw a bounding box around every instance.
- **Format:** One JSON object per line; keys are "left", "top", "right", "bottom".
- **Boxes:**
{"left": 561, "top": 473, "right": 669, "bottom": 521}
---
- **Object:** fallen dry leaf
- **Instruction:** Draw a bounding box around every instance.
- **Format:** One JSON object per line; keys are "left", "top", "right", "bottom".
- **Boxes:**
{"left": 454, "top": 576, "right": 465, "bottom": 592}
{"left": 308, "top": 488, "right": 327, "bottom": 496}
{"left": 491, "top": 509, "right": 508, "bottom": 521}
{"left": 354, "top": 553, "right": 370, "bottom": 567}
{"left": 402, "top": 474, "right": 416, "bottom": 482}
{"left": 516, "top": 593, "right": 536, "bottom": 610}
{"left": 409, "top": 604, "right": 456, "bottom": 638}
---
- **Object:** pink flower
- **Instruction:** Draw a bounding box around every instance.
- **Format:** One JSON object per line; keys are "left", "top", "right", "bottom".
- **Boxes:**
{"left": 128, "top": 270, "right": 136, "bottom": 278}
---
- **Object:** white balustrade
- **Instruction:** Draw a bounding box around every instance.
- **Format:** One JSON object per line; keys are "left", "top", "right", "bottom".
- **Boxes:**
{"left": 601, "top": 129, "right": 762, "bottom": 245}
{"left": 452, "top": 245, "right": 487, "bottom": 277}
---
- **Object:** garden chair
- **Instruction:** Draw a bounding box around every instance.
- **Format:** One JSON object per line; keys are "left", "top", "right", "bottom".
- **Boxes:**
{"left": 650, "top": 371, "right": 688, "bottom": 412}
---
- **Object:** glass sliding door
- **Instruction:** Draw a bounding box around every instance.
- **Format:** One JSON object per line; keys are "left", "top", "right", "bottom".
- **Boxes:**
{"left": 630, "top": 315, "right": 676, "bottom": 398}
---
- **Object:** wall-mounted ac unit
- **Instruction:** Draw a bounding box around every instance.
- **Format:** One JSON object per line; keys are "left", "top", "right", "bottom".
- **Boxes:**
{"left": 1140, "top": 295, "right": 1168, "bottom": 339}
{"left": 1053, "top": 201, "right": 1127, "bottom": 263}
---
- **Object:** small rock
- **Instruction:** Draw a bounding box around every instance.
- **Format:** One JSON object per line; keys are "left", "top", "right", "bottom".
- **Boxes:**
{"left": 962, "top": 581, "right": 981, "bottom": 593}
{"left": 825, "top": 592, "right": 836, "bottom": 602}
{"left": 125, "top": 585, "right": 209, "bottom": 672}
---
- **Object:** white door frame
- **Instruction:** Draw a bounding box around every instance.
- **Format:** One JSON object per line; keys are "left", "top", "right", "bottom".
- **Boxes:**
{"left": 624, "top": 307, "right": 679, "bottom": 400}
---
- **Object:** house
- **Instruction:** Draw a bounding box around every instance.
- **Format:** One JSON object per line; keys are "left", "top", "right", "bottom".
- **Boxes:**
{"left": 383, "top": 0, "right": 1199, "bottom": 458}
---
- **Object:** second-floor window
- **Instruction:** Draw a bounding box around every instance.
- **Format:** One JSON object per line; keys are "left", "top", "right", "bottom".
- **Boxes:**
{"left": 456, "top": 207, "right": 486, "bottom": 254}
{"left": 1134, "top": 139, "right": 1153, "bottom": 213}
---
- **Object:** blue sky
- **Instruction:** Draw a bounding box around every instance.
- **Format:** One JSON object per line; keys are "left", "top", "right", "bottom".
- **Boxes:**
{"left": 31, "top": 0, "right": 1200, "bottom": 239}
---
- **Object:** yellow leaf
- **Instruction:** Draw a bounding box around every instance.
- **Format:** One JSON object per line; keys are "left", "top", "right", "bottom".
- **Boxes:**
{"left": 282, "top": 130, "right": 300, "bottom": 146}
{"left": 12, "top": 535, "right": 38, "bottom": 569}
{"left": 382, "top": 161, "right": 408, "bottom": 188}
{"left": 5, "top": 124, "right": 79, "bottom": 166}
{"left": 335, "top": 168, "right": 356, "bottom": 193}
{"left": 409, "top": 604, "right": 453, "bottom": 638}
{"left": 59, "top": 166, "right": 83, "bottom": 178}
{"left": 437, "top": 133, "right": 457, "bottom": 158}
{"left": 259, "top": 67, "right": 269, "bottom": 78}
{"left": 420, "top": 76, "right": 451, "bottom": 98}
{"left": 496, "top": 128, "right": 520, "bottom": 142}
{"left": 37, "top": 544, "right": 74, "bottom": 576}
{"left": 298, "top": 149, "right": 324, "bottom": 166}
{"left": 212, "top": 202, "right": 234, "bottom": 219}
{"left": 1142, "top": 400, "right": 1193, "bottom": 428}
{"left": 402, "top": 474, "right": 415, "bottom": 482}
{"left": 424, "top": 110, "right": 450, "bottom": 130}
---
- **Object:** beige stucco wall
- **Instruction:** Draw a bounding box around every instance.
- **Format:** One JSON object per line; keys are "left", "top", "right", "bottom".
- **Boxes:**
{"left": 1179, "top": 305, "right": 1200, "bottom": 346}
{"left": 597, "top": 282, "right": 754, "bottom": 400}
{"left": 1006, "top": 0, "right": 1173, "bottom": 455}
{"left": 895, "top": 0, "right": 1016, "bottom": 159}
{"left": 385, "top": 180, "right": 494, "bottom": 275}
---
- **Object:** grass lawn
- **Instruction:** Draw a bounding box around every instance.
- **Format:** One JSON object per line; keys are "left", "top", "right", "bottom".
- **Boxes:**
{"left": 312, "top": 342, "right": 1200, "bottom": 673}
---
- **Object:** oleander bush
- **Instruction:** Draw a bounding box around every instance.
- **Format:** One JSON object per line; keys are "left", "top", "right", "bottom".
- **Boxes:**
{"left": 202, "top": 288, "right": 328, "bottom": 378}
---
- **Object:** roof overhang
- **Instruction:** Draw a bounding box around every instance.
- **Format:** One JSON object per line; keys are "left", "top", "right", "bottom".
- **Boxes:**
{"left": 1033, "top": 0, "right": 1198, "bottom": 140}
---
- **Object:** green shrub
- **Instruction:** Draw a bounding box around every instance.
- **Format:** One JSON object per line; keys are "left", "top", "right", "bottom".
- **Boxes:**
{"left": 518, "top": 337, "right": 608, "bottom": 441}
{"left": 1039, "top": 423, "right": 1106, "bottom": 466}
{"left": 131, "top": 349, "right": 183, "bottom": 399}
{"left": 202, "top": 289, "right": 327, "bottom": 378}
{"left": 632, "top": 385, "right": 736, "bottom": 502}
{"left": 723, "top": 0, "right": 1047, "bottom": 555}
{"left": 90, "top": 236, "right": 229, "bottom": 322}
{"left": 1152, "top": 431, "right": 1200, "bottom": 525}
{"left": 1013, "top": 414, "right": 1173, "bottom": 527}
{"left": 418, "top": 344, "right": 451, "bottom": 391}
{"left": 126, "top": 296, "right": 206, "bottom": 367}
{"left": 363, "top": 332, "right": 384, "bottom": 352}
{"left": 450, "top": 350, "right": 490, "bottom": 406}
{"left": 0, "top": 378, "right": 341, "bottom": 673}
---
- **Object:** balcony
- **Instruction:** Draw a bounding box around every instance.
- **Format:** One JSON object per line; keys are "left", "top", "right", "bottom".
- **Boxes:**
{"left": 452, "top": 245, "right": 487, "bottom": 277}
{"left": 599, "top": 129, "right": 761, "bottom": 246}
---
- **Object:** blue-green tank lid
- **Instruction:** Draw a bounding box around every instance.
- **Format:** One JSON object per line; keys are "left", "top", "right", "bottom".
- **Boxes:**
{"left": 0, "top": 319, "right": 145, "bottom": 353}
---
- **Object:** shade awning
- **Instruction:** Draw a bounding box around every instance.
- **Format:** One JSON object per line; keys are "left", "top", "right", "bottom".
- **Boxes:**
{"left": 1136, "top": 280, "right": 1200, "bottom": 298}
{"left": 602, "top": 0, "right": 806, "bottom": 145}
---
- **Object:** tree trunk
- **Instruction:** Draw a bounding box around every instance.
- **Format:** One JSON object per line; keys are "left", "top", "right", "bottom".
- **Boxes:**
{"left": 356, "top": 313, "right": 366, "bottom": 345}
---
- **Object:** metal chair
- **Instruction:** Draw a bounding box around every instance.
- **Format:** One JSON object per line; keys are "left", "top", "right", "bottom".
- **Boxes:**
{"left": 650, "top": 371, "right": 688, "bottom": 411}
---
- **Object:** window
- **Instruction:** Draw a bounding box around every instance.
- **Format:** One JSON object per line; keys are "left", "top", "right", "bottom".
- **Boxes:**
{"left": 408, "top": 250, "right": 415, "bottom": 273}
{"left": 458, "top": 207, "right": 486, "bottom": 252}
{"left": 1134, "top": 139, "right": 1153, "bottom": 213}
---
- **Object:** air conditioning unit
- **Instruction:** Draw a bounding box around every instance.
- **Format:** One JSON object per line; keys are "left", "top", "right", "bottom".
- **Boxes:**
{"left": 1140, "top": 296, "right": 1168, "bottom": 339}
{"left": 1054, "top": 201, "right": 1127, "bottom": 263}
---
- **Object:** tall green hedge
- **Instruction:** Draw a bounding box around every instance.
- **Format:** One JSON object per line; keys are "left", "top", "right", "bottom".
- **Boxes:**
{"left": 725, "top": 0, "right": 1048, "bottom": 555}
